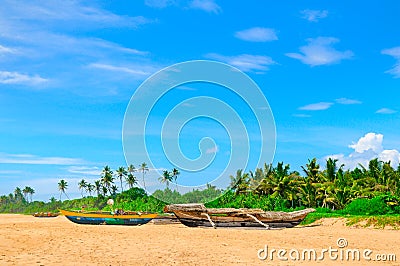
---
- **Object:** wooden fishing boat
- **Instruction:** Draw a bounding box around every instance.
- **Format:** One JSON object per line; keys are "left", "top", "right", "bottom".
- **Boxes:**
{"left": 164, "top": 204, "right": 315, "bottom": 229}
{"left": 59, "top": 209, "right": 158, "bottom": 226}
{"left": 33, "top": 212, "right": 59, "bottom": 218}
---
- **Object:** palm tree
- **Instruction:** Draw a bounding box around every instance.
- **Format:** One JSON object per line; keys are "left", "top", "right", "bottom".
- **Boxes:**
{"left": 86, "top": 183, "right": 94, "bottom": 196}
{"left": 28, "top": 187, "right": 35, "bottom": 202}
{"left": 159, "top": 170, "right": 173, "bottom": 188}
{"left": 58, "top": 179, "right": 69, "bottom": 201}
{"left": 14, "top": 187, "right": 24, "bottom": 203}
{"left": 22, "top": 186, "right": 34, "bottom": 203}
{"left": 115, "top": 166, "right": 128, "bottom": 192}
{"left": 78, "top": 179, "right": 87, "bottom": 197}
{"left": 94, "top": 180, "right": 102, "bottom": 197}
{"left": 111, "top": 185, "right": 118, "bottom": 195}
{"left": 229, "top": 169, "right": 250, "bottom": 194}
{"left": 139, "top": 162, "right": 149, "bottom": 189}
{"left": 101, "top": 165, "right": 114, "bottom": 195}
{"left": 127, "top": 164, "right": 136, "bottom": 175}
{"left": 126, "top": 173, "right": 137, "bottom": 189}
{"left": 22, "top": 186, "right": 29, "bottom": 202}
{"left": 172, "top": 168, "right": 180, "bottom": 191}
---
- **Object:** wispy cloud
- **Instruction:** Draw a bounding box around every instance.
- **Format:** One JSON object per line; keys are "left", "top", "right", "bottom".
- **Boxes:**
{"left": 0, "top": 44, "right": 17, "bottom": 54}
{"left": 205, "top": 53, "right": 276, "bottom": 73}
{"left": 0, "top": 153, "right": 86, "bottom": 165}
{"left": 301, "top": 9, "right": 328, "bottom": 22}
{"left": 0, "top": 1, "right": 156, "bottom": 93}
{"left": 88, "top": 63, "right": 151, "bottom": 77}
{"left": 293, "top": 114, "right": 311, "bottom": 118}
{"left": 145, "top": 0, "right": 176, "bottom": 8}
{"left": 189, "top": 0, "right": 221, "bottom": 14}
{"left": 298, "top": 102, "right": 333, "bottom": 111}
{"left": 376, "top": 108, "right": 397, "bottom": 114}
{"left": 0, "top": 71, "right": 48, "bottom": 85}
{"left": 286, "top": 37, "right": 353, "bottom": 66}
{"left": 67, "top": 166, "right": 101, "bottom": 176}
{"left": 335, "top": 98, "right": 362, "bottom": 105}
{"left": 0, "top": 1, "right": 152, "bottom": 29}
{"left": 381, "top": 46, "right": 400, "bottom": 78}
{"left": 235, "top": 27, "right": 278, "bottom": 42}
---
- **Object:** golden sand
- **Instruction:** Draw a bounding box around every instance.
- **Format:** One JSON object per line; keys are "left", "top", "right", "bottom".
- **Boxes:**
{"left": 0, "top": 214, "right": 398, "bottom": 265}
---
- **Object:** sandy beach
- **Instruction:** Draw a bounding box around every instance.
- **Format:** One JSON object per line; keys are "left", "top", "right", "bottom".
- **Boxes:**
{"left": 0, "top": 214, "right": 399, "bottom": 266}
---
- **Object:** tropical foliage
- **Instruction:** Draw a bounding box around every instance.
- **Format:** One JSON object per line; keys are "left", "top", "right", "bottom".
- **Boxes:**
{"left": 1, "top": 158, "right": 400, "bottom": 217}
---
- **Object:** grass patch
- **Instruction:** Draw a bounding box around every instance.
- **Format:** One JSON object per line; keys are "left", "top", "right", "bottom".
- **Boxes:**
{"left": 301, "top": 211, "right": 400, "bottom": 229}
{"left": 346, "top": 215, "right": 400, "bottom": 229}
{"left": 300, "top": 212, "right": 342, "bottom": 225}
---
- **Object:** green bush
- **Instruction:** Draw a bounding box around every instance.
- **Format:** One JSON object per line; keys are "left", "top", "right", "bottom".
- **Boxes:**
{"left": 341, "top": 197, "right": 391, "bottom": 215}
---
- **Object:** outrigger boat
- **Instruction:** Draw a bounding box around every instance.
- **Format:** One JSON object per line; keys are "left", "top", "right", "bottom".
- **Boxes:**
{"left": 60, "top": 209, "right": 158, "bottom": 226}
{"left": 33, "top": 212, "right": 59, "bottom": 218}
{"left": 164, "top": 204, "right": 315, "bottom": 229}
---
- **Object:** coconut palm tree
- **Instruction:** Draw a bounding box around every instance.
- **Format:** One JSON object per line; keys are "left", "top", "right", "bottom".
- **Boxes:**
{"left": 229, "top": 169, "right": 250, "bottom": 194}
{"left": 159, "top": 170, "right": 173, "bottom": 188}
{"left": 172, "top": 168, "right": 180, "bottom": 191}
{"left": 126, "top": 173, "right": 137, "bottom": 189}
{"left": 58, "top": 179, "right": 69, "bottom": 201}
{"left": 139, "top": 162, "right": 149, "bottom": 189}
{"left": 78, "top": 179, "right": 87, "bottom": 197}
{"left": 28, "top": 187, "right": 34, "bottom": 202}
{"left": 86, "top": 183, "right": 94, "bottom": 196}
{"left": 94, "top": 180, "right": 102, "bottom": 197}
{"left": 22, "top": 186, "right": 29, "bottom": 202}
{"left": 14, "top": 187, "right": 24, "bottom": 203}
{"left": 101, "top": 165, "right": 114, "bottom": 195}
{"left": 115, "top": 166, "right": 128, "bottom": 192}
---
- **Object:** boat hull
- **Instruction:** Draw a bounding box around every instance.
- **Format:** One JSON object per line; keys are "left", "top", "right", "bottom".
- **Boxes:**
{"left": 64, "top": 215, "right": 154, "bottom": 225}
{"left": 164, "top": 204, "right": 315, "bottom": 229}
{"left": 60, "top": 210, "right": 157, "bottom": 226}
{"left": 177, "top": 217, "right": 302, "bottom": 228}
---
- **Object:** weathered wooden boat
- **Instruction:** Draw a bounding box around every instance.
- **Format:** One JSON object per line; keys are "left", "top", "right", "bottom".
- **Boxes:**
{"left": 60, "top": 209, "right": 158, "bottom": 226}
{"left": 33, "top": 212, "right": 59, "bottom": 218}
{"left": 164, "top": 204, "right": 315, "bottom": 229}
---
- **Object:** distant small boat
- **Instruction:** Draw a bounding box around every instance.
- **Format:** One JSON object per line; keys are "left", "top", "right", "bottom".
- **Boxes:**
{"left": 33, "top": 212, "right": 59, "bottom": 218}
{"left": 59, "top": 209, "right": 158, "bottom": 226}
{"left": 164, "top": 204, "right": 315, "bottom": 229}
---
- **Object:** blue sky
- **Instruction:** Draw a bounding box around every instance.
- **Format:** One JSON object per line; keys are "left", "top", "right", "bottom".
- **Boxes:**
{"left": 1, "top": 0, "right": 399, "bottom": 200}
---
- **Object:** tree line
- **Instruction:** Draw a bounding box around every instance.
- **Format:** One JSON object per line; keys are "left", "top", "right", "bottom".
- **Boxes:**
{"left": 230, "top": 158, "right": 400, "bottom": 209}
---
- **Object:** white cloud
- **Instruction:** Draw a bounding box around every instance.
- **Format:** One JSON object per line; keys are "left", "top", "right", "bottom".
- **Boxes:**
{"left": 235, "top": 27, "right": 278, "bottom": 42}
{"left": 88, "top": 63, "right": 151, "bottom": 77}
{"left": 0, "top": 1, "right": 152, "bottom": 29}
{"left": 335, "top": 98, "right": 362, "bottom": 105}
{"left": 286, "top": 37, "right": 353, "bottom": 66}
{"left": 0, "top": 1, "right": 157, "bottom": 94}
{"left": 349, "top": 133, "right": 383, "bottom": 153}
{"left": 189, "top": 0, "right": 221, "bottom": 14}
{"left": 145, "top": 0, "right": 176, "bottom": 8}
{"left": 206, "top": 145, "right": 219, "bottom": 154}
{"left": 67, "top": 166, "right": 101, "bottom": 176}
{"left": 293, "top": 114, "right": 311, "bottom": 118}
{"left": 206, "top": 53, "right": 275, "bottom": 73}
{"left": 381, "top": 47, "right": 400, "bottom": 78}
{"left": 301, "top": 9, "right": 328, "bottom": 22}
{"left": 298, "top": 102, "right": 333, "bottom": 111}
{"left": 324, "top": 133, "right": 400, "bottom": 169}
{"left": 376, "top": 108, "right": 397, "bottom": 114}
{"left": 0, "top": 44, "right": 16, "bottom": 54}
{"left": 0, "top": 153, "right": 86, "bottom": 165}
{"left": 0, "top": 71, "right": 48, "bottom": 85}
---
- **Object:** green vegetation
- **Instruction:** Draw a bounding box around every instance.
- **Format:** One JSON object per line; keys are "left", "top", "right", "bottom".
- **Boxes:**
{"left": 1, "top": 158, "right": 400, "bottom": 228}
